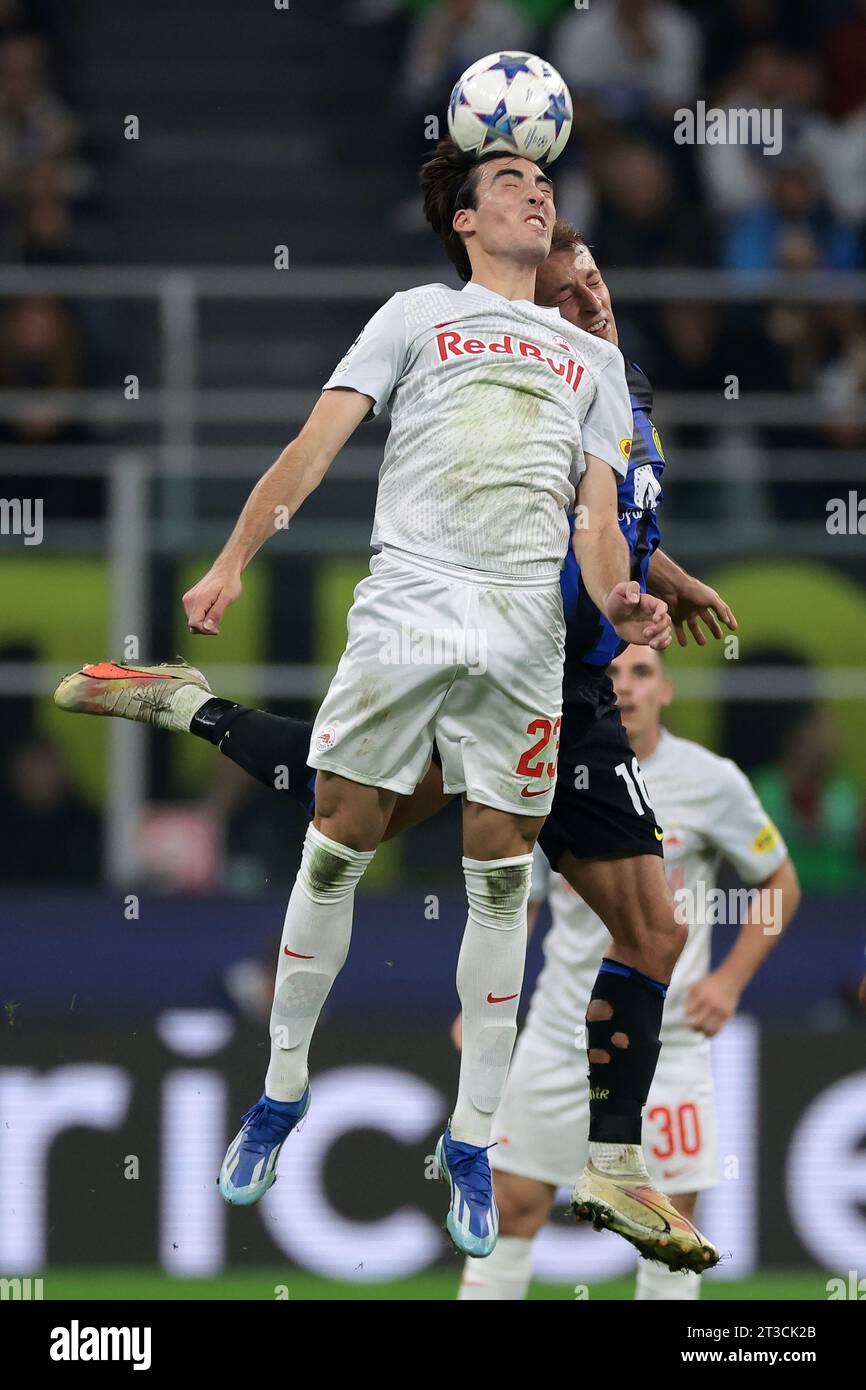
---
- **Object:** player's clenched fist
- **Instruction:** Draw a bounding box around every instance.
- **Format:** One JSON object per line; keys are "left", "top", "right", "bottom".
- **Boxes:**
{"left": 604, "top": 581, "right": 672, "bottom": 651}
{"left": 183, "top": 567, "right": 243, "bottom": 635}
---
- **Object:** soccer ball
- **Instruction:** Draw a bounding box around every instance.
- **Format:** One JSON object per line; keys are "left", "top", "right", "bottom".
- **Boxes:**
{"left": 447, "top": 51, "right": 573, "bottom": 167}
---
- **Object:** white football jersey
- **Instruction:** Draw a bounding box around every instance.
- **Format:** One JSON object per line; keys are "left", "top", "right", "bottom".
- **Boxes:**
{"left": 322, "top": 280, "right": 632, "bottom": 577}
{"left": 528, "top": 729, "right": 789, "bottom": 1048}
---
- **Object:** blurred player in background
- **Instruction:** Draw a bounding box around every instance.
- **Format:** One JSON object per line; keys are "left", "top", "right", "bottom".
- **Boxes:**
{"left": 57, "top": 219, "right": 740, "bottom": 1273}
{"left": 458, "top": 642, "right": 800, "bottom": 1300}
{"left": 134, "top": 142, "right": 669, "bottom": 1260}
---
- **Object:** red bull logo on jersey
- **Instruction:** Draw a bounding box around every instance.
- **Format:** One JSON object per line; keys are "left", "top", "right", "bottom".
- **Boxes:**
{"left": 435, "top": 330, "right": 585, "bottom": 392}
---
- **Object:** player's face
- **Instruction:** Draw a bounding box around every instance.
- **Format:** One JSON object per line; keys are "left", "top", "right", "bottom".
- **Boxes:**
{"left": 610, "top": 646, "right": 672, "bottom": 741}
{"left": 535, "top": 246, "right": 618, "bottom": 345}
{"left": 454, "top": 157, "right": 555, "bottom": 267}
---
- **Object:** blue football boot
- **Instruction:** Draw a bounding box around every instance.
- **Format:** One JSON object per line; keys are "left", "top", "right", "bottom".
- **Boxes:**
{"left": 219, "top": 1089, "right": 310, "bottom": 1206}
{"left": 436, "top": 1123, "right": 499, "bottom": 1258}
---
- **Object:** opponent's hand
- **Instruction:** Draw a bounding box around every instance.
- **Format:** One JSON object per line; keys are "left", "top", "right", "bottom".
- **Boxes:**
{"left": 668, "top": 579, "right": 737, "bottom": 649}
{"left": 183, "top": 566, "right": 242, "bottom": 635}
{"left": 605, "top": 581, "right": 672, "bottom": 650}
{"left": 686, "top": 970, "right": 741, "bottom": 1037}
{"left": 451, "top": 1011, "right": 463, "bottom": 1053}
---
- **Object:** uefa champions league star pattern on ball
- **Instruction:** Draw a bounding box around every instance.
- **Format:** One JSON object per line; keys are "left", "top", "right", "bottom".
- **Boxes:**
{"left": 447, "top": 51, "right": 573, "bottom": 167}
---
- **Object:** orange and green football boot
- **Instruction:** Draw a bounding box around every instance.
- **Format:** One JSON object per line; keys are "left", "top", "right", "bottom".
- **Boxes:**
{"left": 54, "top": 659, "right": 212, "bottom": 732}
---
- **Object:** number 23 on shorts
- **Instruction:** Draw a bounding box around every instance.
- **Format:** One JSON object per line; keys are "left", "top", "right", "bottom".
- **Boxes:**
{"left": 516, "top": 717, "right": 561, "bottom": 784}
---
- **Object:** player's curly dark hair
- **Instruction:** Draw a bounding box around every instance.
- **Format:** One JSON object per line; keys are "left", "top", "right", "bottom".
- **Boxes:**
{"left": 420, "top": 139, "right": 508, "bottom": 282}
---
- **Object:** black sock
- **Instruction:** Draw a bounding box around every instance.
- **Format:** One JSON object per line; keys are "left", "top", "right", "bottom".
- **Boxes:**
{"left": 189, "top": 696, "right": 244, "bottom": 744}
{"left": 190, "top": 699, "right": 315, "bottom": 812}
{"left": 586, "top": 958, "right": 666, "bottom": 1146}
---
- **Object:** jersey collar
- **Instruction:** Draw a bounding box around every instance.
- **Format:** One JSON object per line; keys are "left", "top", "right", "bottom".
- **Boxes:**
{"left": 461, "top": 280, "right": 557, "bottom": 316}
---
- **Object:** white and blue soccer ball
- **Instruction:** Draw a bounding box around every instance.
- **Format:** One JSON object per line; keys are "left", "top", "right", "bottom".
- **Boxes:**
{"left": 447, "top": 51, "right": 573, "bottom": 167}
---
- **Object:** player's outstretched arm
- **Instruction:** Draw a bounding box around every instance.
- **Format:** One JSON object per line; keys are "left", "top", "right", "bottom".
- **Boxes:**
{"left": 574, "top": 453, "right": 671, "bottom": 651}
{"left": 686, "top": 856, "right": 801, "bottom": 1036}
{"left": 183, "top": 388, "right": 372, "bottom": 634}
{"left": 647, "top": 548, "right": 737, "bottom": 648}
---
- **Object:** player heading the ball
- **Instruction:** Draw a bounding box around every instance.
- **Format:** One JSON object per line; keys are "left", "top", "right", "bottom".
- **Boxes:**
{"left": 178, "top": 134, "right": 670, "bottom": 1260}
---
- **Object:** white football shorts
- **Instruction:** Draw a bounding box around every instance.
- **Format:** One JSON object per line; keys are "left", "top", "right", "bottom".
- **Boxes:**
{"left": 308, "top": 546, "right": 565, "bottom": 816}
{"left": 491, "top": 1023, "right": 718, "bottom": 1194}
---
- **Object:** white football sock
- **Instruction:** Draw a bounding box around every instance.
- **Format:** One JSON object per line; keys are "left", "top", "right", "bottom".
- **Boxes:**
{"left": 265, "top": 823, "right": 374, "bottom": 1101}
{"left": 451, "top": 854, "right": 531, "bottom": 1146}
{"left": 635, "top": 1257, "right": 701, "bottom": 1300}
{"left": 162, "top": 682, "right": 212, "bottom": 732}
{"left": 588, "top": 1141, "right": 650, "bottom": 1178}
{"left": 458, "top": 1237, "right": 534, "bottom": 1300}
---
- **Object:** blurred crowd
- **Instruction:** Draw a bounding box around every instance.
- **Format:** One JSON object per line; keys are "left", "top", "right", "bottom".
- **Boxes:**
{"left": 394, "top": 0, "right": 866, "bottom": 268}
{"left": 0, "top": 1, "right": 89, "bottom": 263}
{"left": 389, "top": 0, "right": 866, "bottom": 453}
{"left": 0, "top": 0, "right": 111, "bottom": 485}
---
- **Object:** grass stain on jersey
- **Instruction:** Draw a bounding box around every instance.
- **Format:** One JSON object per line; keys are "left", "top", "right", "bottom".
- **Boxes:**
{"left": 447, "top": 382, "right": 549, "bottom": 548}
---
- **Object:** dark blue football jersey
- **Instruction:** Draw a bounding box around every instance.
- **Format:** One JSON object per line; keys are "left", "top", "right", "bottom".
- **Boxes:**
{"left": 560, "top": 360, "right": 664, "bottom": 686}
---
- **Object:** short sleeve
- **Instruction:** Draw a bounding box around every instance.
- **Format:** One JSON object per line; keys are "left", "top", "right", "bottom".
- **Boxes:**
{"left": 529, "top": 843, "right": 552, "bottom": 904}
{"left": 708, "top": 760, "right": 789, "bottom": 884}
{"left": 322, "top": 293, "right": 408, "bottom": 418}
{"left": 581, "top": 352, "right": 633, "bottom": 479}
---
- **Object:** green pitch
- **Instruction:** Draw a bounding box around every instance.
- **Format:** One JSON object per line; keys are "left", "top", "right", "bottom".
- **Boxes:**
{"left": 37, "top": 1268, "right": 828, "bottom": 1301}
